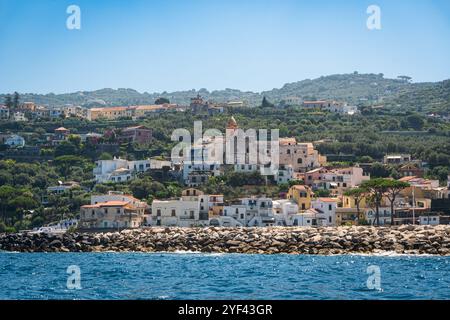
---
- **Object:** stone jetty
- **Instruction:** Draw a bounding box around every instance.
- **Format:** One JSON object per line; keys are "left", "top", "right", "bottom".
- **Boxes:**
{"left": 1, "top": 225, "right": 450, "bottom": 255}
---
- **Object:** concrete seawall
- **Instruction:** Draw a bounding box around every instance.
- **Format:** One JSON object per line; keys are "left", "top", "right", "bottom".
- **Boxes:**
{"left": 1, "top": 225, "right": 450, "bottom": 255}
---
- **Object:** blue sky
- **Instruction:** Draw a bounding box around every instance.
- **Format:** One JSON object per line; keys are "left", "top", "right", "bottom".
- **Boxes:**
{"left": 0, "top": 0, "right": 449, "bottom": 94}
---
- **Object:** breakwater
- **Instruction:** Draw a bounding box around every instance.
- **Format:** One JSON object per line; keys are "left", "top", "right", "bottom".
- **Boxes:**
{"left": 1, "top": 225, "right": 450, "bottom": 255}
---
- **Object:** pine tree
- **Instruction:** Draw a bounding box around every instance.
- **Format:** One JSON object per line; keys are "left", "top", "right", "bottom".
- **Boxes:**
{"left": 13, "top": 92, "right": 20, "bottom": 109}
{"left": 261, "top": 96, "right": 274, "bottom": 108}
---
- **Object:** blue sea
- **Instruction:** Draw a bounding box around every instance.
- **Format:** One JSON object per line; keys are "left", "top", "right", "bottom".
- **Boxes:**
{"left": 0, "top": 252, "right": 449, "bottom": 300}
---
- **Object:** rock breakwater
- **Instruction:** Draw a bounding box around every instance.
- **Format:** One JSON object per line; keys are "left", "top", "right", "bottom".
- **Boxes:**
{"left": 1, "top": 225, "right": 450, "bottom": 255}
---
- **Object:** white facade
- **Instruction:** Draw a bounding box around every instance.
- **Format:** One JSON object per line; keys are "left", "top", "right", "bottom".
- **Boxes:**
{"left": 273, "top": 199, "right": 299, "bottom": 226}
{"left": 47, "top": 182, "right": 79, "bottom": 194}
{"left": 93, "top": 158, "right": 150, "bottom": 183}
{"left": 311, "top": 198, "right": 338, "bottom": 226}
{"left": 365, "top": 207, "right": 392, "bottom": 225}
{"left": 183, "top": 162, "right": 221, "bottom": 185}
{"left": 321, "top": 167, "right": 370, "bottom": 190}
{"left": 5, "top": 134, "right": 25, "bottom": 147}
{"left": 152, "top": 199, "right": 201, "bottom": 227}
{"left": 0, "top": 106, "right": 9, "bottom": 120}
{"left": 419, "top": 216, "right": 440, "bottom": 225}
{"left": 291, "top": 212, "right": 317, "bottom": 226}
{"left": 13, "top": 112, "right": 27, "bottom": 121}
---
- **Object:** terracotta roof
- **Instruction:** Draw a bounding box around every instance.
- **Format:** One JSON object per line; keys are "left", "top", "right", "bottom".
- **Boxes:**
{"left": 135, "top": 105, "right": 166, "bottom": 110}
{"left": 291, "top": 185, "right": 310, "bottom": 191}
{"left": 90, "top": 107, "right": 128, "bottom": 112}
{"left": 303, "top": 100, "right": 328, "bottom": 104}
{"left": 316, "top": 197, "right": 339, "bottom": 203}
{"left": 82, "top": 200, "right": 129, "bottom": 208}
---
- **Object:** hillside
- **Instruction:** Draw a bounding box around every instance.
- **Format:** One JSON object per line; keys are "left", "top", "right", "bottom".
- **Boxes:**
{"left": 1, "top": 73, "right": 448, "bottom": 112}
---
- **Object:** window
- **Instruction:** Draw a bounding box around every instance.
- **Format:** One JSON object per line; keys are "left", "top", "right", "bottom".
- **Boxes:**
{"left": 157, "top": 209, "right": 161, "bottom": 216}
{"left": 297, "top": 158, "right": 302, "bottom": 164}
{"left": 287, "top": 149, "right": 291, "bottom": 154}
{"left": 171, "top": 209, "right": 176, "bottom": 217}
{"left": 329, "top": 204, "right": 332, "bottom": 211}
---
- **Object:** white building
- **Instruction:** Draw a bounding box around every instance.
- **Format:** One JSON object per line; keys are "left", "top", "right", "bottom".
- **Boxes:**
{"left": 365, "top": 207, "right": 392, "bottom": 225}
{"left": 4, "top": 134, "right": 25, "bottom": 148}
{"left": 93, "top": 158, "right": 150, "bottom": 183}
{"left": 272, "top": 199, "right": 299, "bottom": 226}
{"left": 221, "top": 197, "right": 276, "bottom": 227}
{"left": 419, "top": 216, "right": 440, "bottom": 225}
{"left": 234, "top": 163, "right": 294, "bottom": 185}
{"left": 151, "top": 188, "right": 204, "bottom": 227}
{"left": 306, "top": 167, "right": 370, "bottom": 193}
{"left": 13, "top": 112, "right": 27, "bottom": 122}
{"left": 291, "top": 210, "right": 319, "bottom": 227}
{"left": 311, "top": 198, "right": 339, "bottom": 226}
{"left": 0, "top": 105, "right": 9, "bottom": 120}
{"left": 323, "top": 103, "right": 358, "bottom": 115}
{"left": 47, "top": 181, "right": 80, "bottom": 194}
{"left": 243, "top": 197, "right": 275, "bottom": 227}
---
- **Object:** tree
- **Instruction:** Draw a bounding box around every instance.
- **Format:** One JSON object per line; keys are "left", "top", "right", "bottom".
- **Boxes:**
{"left": 397, "top": 75, "right": 412, "bottom": 83}
{"left": 4, "top": 95, "right": 13, "bottom": 110}
{"left": 99, "top": 152, "right": 113, "bottom": 160}
{"left": 383, "top": 180, "right": 410, "bottom": 225}
{"left": 361, "top": 178, "right": 390, "bottom": 226}
{"left": 406, "top": 114, "right": 425, "bottom": 130}
{"left": 262, "top": 97, "right": 274, "bottom": 108}
{"left": 13, "top": 92, "right": 20, "bottom": 109}
{"left": 54, "top": 155, "right": 84, "bottom": 178}
{"left": 344, "top": 187, "right": 367, "bottom": 221}
{"left": 155, "top": 97, "right": 170, "bottom": 105}
{"left": 0, "top": 185, "right": 15, "bottom": 222}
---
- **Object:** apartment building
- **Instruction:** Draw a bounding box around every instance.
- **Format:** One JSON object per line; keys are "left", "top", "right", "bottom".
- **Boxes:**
{"left": 79, "top": 192, "right": 148, "bottom": 229}
{"left": 279, "top": 137, "right": 326, "bottom": 172}
{"left": 305, "top": 166, "right": 370, "bottom": 194}
{"left": 151, "top": 188, "right": 205, "bottom": 227}
{"left": 118, "top": 125, "right": 152, "bottom": 145}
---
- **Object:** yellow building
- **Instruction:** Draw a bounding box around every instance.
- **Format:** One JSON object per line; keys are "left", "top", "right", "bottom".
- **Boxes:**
{"left": 87, "top": 107, "right": 130, "bottom": 121}
{"left": 342, "top": 194, "right": 368, "bottom": 210}
{"left": 287, "top": 185, "right": 313, "bottom": 210}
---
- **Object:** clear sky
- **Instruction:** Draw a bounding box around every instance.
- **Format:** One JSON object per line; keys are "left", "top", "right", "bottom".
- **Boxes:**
{"left": 0, "top": 0, "right": 449, "bottom": 94}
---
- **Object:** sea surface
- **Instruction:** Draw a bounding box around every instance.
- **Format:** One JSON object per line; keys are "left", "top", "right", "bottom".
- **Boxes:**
{"left": 0, "top": 252, "right": 449, "bottom": 300}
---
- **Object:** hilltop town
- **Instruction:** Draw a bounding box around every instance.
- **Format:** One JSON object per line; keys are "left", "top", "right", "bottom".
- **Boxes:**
{"left": 0, "top": 80, "right": 450, "bottom": 235}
